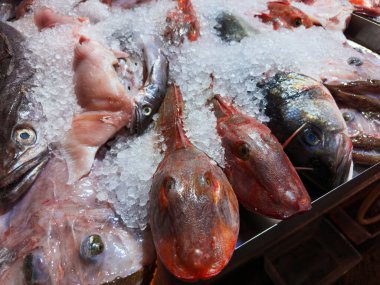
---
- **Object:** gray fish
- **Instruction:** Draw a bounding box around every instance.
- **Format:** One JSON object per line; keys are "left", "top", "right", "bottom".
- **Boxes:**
{"left": 133, "top": 36, "right": 168, "bottom": 134}
{"left": 258, "top": 72, "right": 353, "bottom": 191}
{"left": 214, "top": 12, "right": 257, "bottom": 43}
{"left": 0, "top": 22, "right": 49, "bottom": 211}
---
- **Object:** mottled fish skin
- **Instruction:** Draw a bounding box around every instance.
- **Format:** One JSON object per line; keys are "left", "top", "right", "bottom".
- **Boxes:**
{"left": 0, "top": 22, "right": 49, "bottom": 212}
{"left": 259, "top": 72, "right": 353, "bottom": 191}
{"left": 149, "top": 85, "right": 239, "bottom": 281}
{"left": 212, "top": 95, "right": 311, "bottom": 219}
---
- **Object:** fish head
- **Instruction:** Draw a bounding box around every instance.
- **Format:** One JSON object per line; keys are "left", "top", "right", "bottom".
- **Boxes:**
{"left": 262, "top": 1, "right": 322, "bottom": 30}
{"left": 150, "top": 149, "right": 239, "bottom": 281}
{"left": 285, "top": 113, "right": 353, "bottom": 191}
{"left": 0, "top": 117, "right": 49, "bottom": 208}
{"left": 213, "top": 96, "right": 310, "bottom": 219}
{"left": 133, "top": 47, "right": 168, "bottom": 134}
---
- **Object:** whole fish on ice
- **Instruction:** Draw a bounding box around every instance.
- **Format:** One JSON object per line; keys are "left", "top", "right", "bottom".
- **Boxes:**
{"left": 149, "top": 85, "right": 239, "bottom": 281}
{"left": 0, "top": 22, "right": 49, "bottom": 212}
{"left": 212, "top": 95, "right": 311, "bottom": 219}
{"left": 258, "top": 72, "right": 353, "bottom": 191}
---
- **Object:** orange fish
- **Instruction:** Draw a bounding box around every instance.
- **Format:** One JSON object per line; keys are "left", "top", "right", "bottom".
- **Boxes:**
{"left": 257, "top": 1, "right": 322, "bottom": 30}
{"left": 164, "top": 0, "right": 200, "bottom": 44}
{"left": 149, "top": 85, "right": 239, "bottom": 281}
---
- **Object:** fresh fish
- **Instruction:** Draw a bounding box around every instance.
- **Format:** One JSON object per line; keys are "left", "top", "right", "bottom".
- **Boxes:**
{"left": 212, "top": 95, "right": 311, "bottom": 219}
{"left": 131, "top": 36, "right": 169, "bottom": 134}
{"left": 0, "top": 157, "right": 155, "bottom": 284}
{"left": 63, "top": 36, "right": 135, "bottom": 184}
{"left": 34, "top": 6, "right": 88, "bottom": 31}
{"left": 214, "top": 12, "right": 257, "bottom": 43}
{"left": 149, "top": 85, "right": 239, "bottom": 281}
{"left": 325, "top": 80, "right": 380, "bottom": 165}
{"left": 258, "top": 72, "right": 353, "bottom": 191}
{"left": 163, "top": 0, "right": 200, "bottom": 45}
{"left": 257, "top": 1, "right": 322, "bottom": 30}
{"left": 62, "top": 32, "right": 168, "bottom": 183}
{"left": 349, "top": 0, "right": 380, "bottom": 17}
{"left": 0, "top": 22, "right": 49, "bottom": 212}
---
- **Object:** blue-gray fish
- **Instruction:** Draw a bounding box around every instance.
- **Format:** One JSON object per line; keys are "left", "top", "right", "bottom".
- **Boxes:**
{"left": 0, "top": 22, "right": 49, "bottom": 212}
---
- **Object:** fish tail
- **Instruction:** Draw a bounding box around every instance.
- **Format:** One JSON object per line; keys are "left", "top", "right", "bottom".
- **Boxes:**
{"left": 157, "top": 85, "right": 191, "bottom": 151}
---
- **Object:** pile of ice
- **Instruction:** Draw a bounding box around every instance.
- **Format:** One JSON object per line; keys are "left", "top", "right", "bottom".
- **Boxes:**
{"left": 8, "top": 0, "right": 380, "bottom": 230}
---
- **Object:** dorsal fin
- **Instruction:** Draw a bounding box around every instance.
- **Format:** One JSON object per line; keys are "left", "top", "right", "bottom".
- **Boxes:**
{"left": 157, "top": 85, "right": 191, "bottom": 151}
{"left": 212, "top": 94, "right": 239, "bottom": 119}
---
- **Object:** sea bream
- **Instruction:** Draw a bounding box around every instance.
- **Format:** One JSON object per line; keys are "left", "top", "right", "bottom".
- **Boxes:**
{"left": 212, "top": 95, "right": 311, "bottom": 219}
{"left": 149, "top": 85, "right": 239, "bottom": 281}
{"left": 0, "top": 22, "right": 49, "bottom": 212}
{"left": 258, "top": 72, "right": 353, "bottom": 192}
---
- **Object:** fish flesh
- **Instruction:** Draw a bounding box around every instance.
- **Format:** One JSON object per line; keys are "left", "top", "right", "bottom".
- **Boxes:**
{"left": 64, "top": 33, "right": 168, "bottom": 183}
{"left": 0, "top": 22, "right": 49, "bottom": 212}
{"left": 149, "top": 85, "right": 239, "bottom": 281}
{"left": 325, "top": 80, "right": 380, "bottom": 165}
{"left": 258, "top": 72, "right": 353, "bottom": 191}
{"left": 0, "top": 157, "right": 155, "bottom": 284}
{"left": 212, "top": 95, "right": 311, "bottom": 219}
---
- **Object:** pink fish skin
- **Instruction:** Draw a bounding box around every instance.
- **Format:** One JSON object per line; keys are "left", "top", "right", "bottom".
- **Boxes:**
{"left": 63, "top": 37, "right": 134, "bottom": 184}
{"left": 212, "top": 95, "right": 311, "bottom": 219}
{"left": 34, "top": 7, "right": 88, "bottom": 31}
{"left": 149, "top": 85, "right": 239, "bottom": 281}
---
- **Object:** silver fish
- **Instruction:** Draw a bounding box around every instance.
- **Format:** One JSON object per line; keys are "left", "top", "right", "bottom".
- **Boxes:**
{"left": 0, "top": 22, "right": 49, "bottom": 212}
{"left": 258, "top": 72, "right": 353, "bottom": 191}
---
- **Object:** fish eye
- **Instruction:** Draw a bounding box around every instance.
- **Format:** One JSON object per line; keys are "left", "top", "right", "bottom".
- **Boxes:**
{"left": 200, "top": 171, "right": 213, "bottom": 187}
{"left": 236, "top": 142, "right": 250, "bottom": 161}
{"left": 142, "top": 105, "right": 152, "bottom": 117}
{"left": 80, "top": 234, "right": 104, "bottom": 261}
{"left": 293, "top": 17, "right": 303, "bottom": 27}
{"left": 14, "top": 127, "right": 37, "bottom": 146}
{"left": 343, "top": 112, "right": 354, "bottom": 122}
{"left": 347, "top": 57, "right": 363, "bottom": 66}
{"left": 159, "top": 176, "right": 175, "bottom": 209}
{"left": 303, "top": 129, "right": 320, "bottom": 146}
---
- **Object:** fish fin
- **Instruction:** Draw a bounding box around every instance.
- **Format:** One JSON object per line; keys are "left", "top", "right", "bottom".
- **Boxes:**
{"left": 282, "top": 123, "right": 306, "bottom": 149}
{"left": 157, "top": 85, "right": 191, "bottom": 151}
{"left": 63, "top": 111, "right": 128, "bottom": 184}
{"left": 256, "top": 13, "right": 272, "bottom": 23}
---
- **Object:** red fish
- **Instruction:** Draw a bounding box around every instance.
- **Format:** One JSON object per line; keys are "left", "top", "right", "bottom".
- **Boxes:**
{"left": 257, "top": 1, "right": 322, "bottom": 30}
{"left": 149, "top": 85, "right": 239, "bottom": 281}
{"left": 164, "top": 0, "right": 200, "bottom": 44}
{"left": 212, "top": 95, "right": 311, "bottom": 219}
{"left": 349, "top": 0, "right": 380, "bottom": 17}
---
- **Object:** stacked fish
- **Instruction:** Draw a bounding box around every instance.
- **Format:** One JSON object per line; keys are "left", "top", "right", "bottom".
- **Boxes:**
{"left": 0, "top": 0, "right": 379, "bottom": 284}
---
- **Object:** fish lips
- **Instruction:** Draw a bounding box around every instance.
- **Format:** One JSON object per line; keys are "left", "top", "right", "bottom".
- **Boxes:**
{"left": 300, "top": 133, "right": 353, "bottom": 191}
{"left": 0, "top": 149, "right": 50, "bottom": 209}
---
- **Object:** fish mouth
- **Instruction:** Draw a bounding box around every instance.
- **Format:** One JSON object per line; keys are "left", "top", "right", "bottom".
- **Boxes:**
{"left": 0, "top": 150, "right": 50, "bottom": 207}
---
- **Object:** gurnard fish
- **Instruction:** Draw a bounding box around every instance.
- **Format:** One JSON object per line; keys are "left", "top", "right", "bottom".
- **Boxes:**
{"left": 0, "top": 22, "right": 49, "bottom": 212}
{"left": 0, "top": 157, "right": 156, "bottom": 284}
{"left": 325, "top": 80, "right": 380, "bottom": 165}
{"left": 164, "top": 0, "right": 200, "bottom": 45}
{"left": 258, "top": 72, "right": 353, "bottom": 191}
{"left": 257, "top": 1, "right": 322, "bottom": 30}
{"left": 63, "top": 35, "right": 167, "bottom": 183}
{"left": 212, "top": 95, "right": 311, "bottom": 219}
{"left": 149, "top": 85, "right": 239, "bottom": 281}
